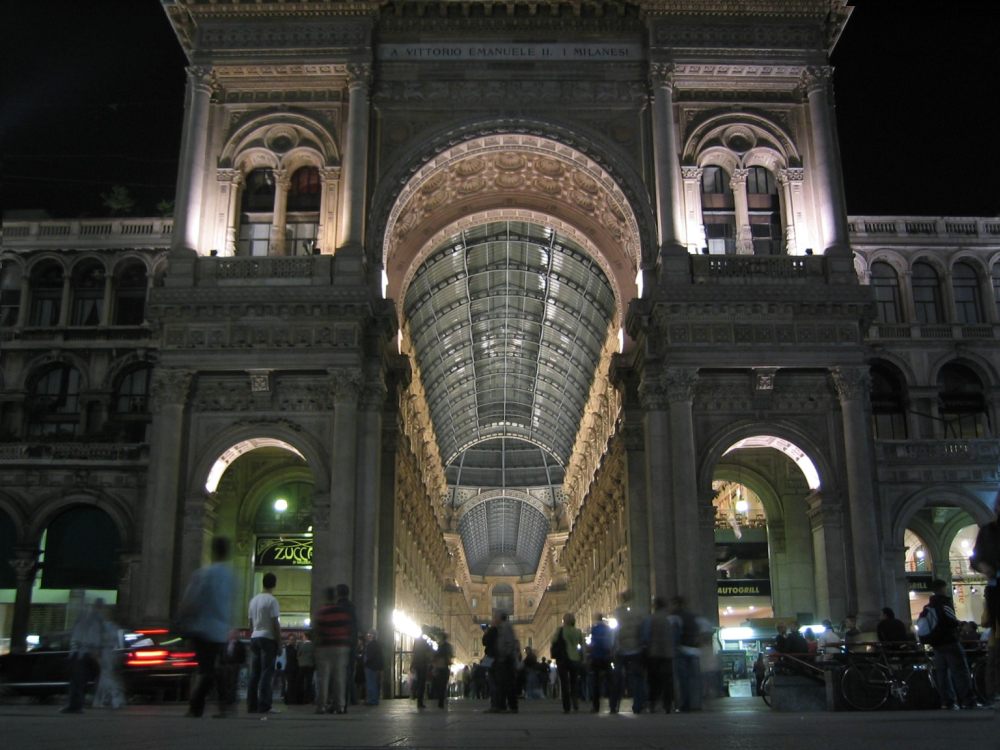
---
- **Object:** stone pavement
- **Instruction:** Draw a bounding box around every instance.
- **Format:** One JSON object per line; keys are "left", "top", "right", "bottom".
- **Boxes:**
{"left": 0, "top": 697, "right": 994, "bottom": 750}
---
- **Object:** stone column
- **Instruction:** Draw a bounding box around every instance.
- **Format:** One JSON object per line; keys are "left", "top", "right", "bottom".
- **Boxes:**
{"left": 697, "top": 494, "right": 720, "bottom": 625}
{"left": 376, "top": 369, "right": 403, "bottom": 699}
{"left": 177, "top": 493, "right": 217, "bottom": 597}
{"left": 639, "top": 370, "right": 674, "bottom": 599}
{"left": 353, "top": 378, "right": 385, "bottom": 633}
{"left": 172, "top": 66, "right": 215, "bottom": 255}
{"left": 269, "top": 168, "right": 290, "bottom": 257}
{"left": 101, "top": 272, "right": 114, "bottom": 325}
{"left": 680, "top": 166, "right": 706, "bottom": 254}
{"left": 329, "top": 367, "right": 362, "bottom": 589}
{"left": 648, "top": 63, "right": 686, "bottom": 256}
{"left": 309, "top": 492, "right": 332, "bottom": 618}
{"left": 801, "top": 67, "right": 850, "bottom": 255}
{"left": 139, "top": 368, "right": 193, "bottom": 625}
{"left": 317, "top": 167, "right": 340, "bottom": 255}
{"left": 831, "top": 367, "right": 883, "bottom": 628}
{"left": 115, "top": 552, "right": 141, "bottom": 628}
{"left": 665, "top": 367, "right": 703, "bottom": 609}
{"left": 339, "top": 64, "right": 371, "bottom": 256}
{"left": 730, "top": 168, "right": 753, "bottom": 255}
{"left": 8, "top": 547, "right": 39, "bottom": 653}
{"left": 57, "top": 275, "right": 71, "bottom": 327}
{"left": 623, "top": 418, "right": 652, "bottom": 610}
{"left": 217, "top": 169, "right": 243, "bottom": 256}
{"left": 776, "top": 167, "right": 804, "bottom": 255}
{"left": 806, "top": 490, "right": 848, "bottom": 621}
{"left": 16, "top": 273, "right": 31, "bottom": 328}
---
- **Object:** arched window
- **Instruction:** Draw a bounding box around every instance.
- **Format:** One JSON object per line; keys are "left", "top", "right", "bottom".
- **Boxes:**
{"left": 904, "top": 529, "right": 931, "bottom": 572}
{"left": 285, "top": 166, "right": 321, "bottom": 255}
{"left": 491, "top": 584, "right": 514, "bottom": 616}
{"left": 870, "top": 262, "right": 902, "bottom": 324}
{"left": 70, "top": 261, "right": 104, "bottom": 326}
{"left": 27, "top": 366, "right": 83, "bottom": 437}
{"left": 952, "top": 261, "right": 983, "bottom": 324}
{"left": 912, "top": 262, "right": 943, "bottom": 325}
{"left": 870, "top": 363, "right": 907, "bottom": 439}
{"left": 41, "top": 506, "right": 120, "bottom": 590}
{"left": 701, "top": 166, "right": 736, "bottom": 254}
{"left": 112, "top": 262, "right": 147, "bottom": 325}
{"left": 938, "top": 362, "right": 989, "bottom": 438}
{"left": 238, "top": 168, "right": 276, "bottom": 257}
{"left": 746, "top": 166, "right": 782, "bottom": 256}
{"left": 112, "top": 366, "right": 152, "bottom": 442}
{"left": 0, "top": 261, "right": 22, "bottom": 327}
{"left": 29, "top": 261, "right": 64, "bottom": 327}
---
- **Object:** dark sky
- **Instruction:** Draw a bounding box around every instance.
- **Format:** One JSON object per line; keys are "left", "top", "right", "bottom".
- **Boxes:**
{"left": 2, "top": 1, "right": 998, "bottom": 218}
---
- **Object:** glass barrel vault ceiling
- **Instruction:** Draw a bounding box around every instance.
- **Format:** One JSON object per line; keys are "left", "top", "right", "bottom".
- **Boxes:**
{"left": 403, "top": 221, "right": 617, "bottom": 576}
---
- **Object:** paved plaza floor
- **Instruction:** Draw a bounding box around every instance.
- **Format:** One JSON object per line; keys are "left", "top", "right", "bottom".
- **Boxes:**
{"left": 0, "top": 697, "right": 995, "bottom": 750}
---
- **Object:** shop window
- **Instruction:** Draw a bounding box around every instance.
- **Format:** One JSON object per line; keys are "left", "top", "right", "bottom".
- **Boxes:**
{"left": 870, "top": 262, "right": 903, "bottom": 324}
{"left": 112, "top": 366, "right": 152, "bottom": 441}
{"left": 938, "top": 362, "right": 989, "bottom": 438}
{"left": 870, "top": 363, "right": 908, "bottom": 439}
{"left": 0, "top": 262, "right": 22, "bottom": 327}
{"left": 952, "top": 261, "right": 983, "bottom": 324}
{"left": 29, "top": 261, "right": 64, "bottom": 327}
{"left": 113, "top": 262, "right": 147, "bottom": 325}
{"left": 70, "top": 261, "right": 104, "bottom": 326}
{"left": 27, "top": 365, "right": 82, "bottom": 438}
{"left": 912, "top": 262, "right": 943, "bottom": 325}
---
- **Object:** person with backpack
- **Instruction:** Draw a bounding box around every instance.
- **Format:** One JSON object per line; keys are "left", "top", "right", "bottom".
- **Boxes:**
{"left": 551, "top": 612, "right": 584, "bottom": 713}
{"left": 918, "top": 579, "right": 980, "bottom": 709}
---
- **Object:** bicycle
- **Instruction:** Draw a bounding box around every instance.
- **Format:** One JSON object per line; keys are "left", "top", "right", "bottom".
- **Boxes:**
{"left": 839, "top": 642, "right": 936, "bottom": 711}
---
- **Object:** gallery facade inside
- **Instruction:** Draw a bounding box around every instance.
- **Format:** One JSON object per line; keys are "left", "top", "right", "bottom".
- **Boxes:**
{"left": 2, "top": 0, "right": 999, "bottom": 690}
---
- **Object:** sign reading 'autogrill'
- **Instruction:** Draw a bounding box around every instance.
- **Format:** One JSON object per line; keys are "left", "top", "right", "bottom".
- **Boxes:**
{"left": 255, "top": 536, "right": 313, "bottom": 567}
{"left": 716, "top": 580, "right": 772, "bottom": 597}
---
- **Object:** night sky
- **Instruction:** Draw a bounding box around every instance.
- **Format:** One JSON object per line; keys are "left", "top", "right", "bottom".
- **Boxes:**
{"left": 2, "top": 2, "right": 998, "bottom": 219}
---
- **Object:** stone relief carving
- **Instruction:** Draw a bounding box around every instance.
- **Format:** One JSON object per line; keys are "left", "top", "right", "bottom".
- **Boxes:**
{"left": 150, "top": 369, "right": 193, "bottom": 412}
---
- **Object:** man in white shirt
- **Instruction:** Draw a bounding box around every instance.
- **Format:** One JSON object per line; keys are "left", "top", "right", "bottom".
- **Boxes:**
{"left": 817, "top": 619, "right": 842, "bottom": 662}
{"left": 247, "top": 573, "right": 281, "bottom": 715}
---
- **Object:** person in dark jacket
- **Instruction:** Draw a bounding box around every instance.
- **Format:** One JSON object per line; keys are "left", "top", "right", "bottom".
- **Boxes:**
{"left": 972, "top": 489, "right": 1000, "bottom": 702}
{"left": 410, "top": 636, "right": 431, "bottom": 709}
{"left": 876, "top": 607, "right": 913, "bottom": 649}
{"left": 921, "top": 579, "right": 978, "bottom": 709}
{"left": 363, "top": 631, "right": 384, "bottom": 705}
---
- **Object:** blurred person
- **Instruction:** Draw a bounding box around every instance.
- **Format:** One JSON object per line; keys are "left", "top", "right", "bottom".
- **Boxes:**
{"left": 552, "top": 611, "right": 583, "bottom": 713}
{"left": 297, "top": 633, "right": 315, "bottom": 704}
{"left": 642, "top": 597, "right": 676, "bottom": 713}
{"left": 94, "top": 607, "right": 125, "bottom": 709}
{"left": 671, "top": 595, "right": 707, "bottom": 712}
{"left": 614, "top": 590, "right": 647, "bottom": 713}
{"left": 61, "top": 598, "right": 109, "bottom": 714}
{"left": 919, "top": 578, "right": 979, "bottom": 709}
{"left": 219, "top": 629, "right": 247, "bottom": 707}
{"left": 247, "top": 572, "right": 281, "bottom": 716}
{"left": 817, "top": 619, "right": 842, "bottom": 662}
{"left": 363, "top": 630, "right": 384, "bottom": 705}
{"left": 283, "top": 634, "right": 300, "bottom": 704}
{"left": 877, "top": 607, "right": 912, "bottom": 650}
{"left": 488, "top": 612, "right": 518, "bottom": 713}
{"left": 972, "top": 489, "right": 1000, "bottom": 701}
{"left": 410, "top": 635, "right": 431, "bottom": 709}
{"left": 432, "top": 632, "right": 454, "bottom": 708}
{"left": 588, "top": 613, "right": 616, "bottom": 713}
{"left": 314, "top": 583, "right": 357, "bottom": 714}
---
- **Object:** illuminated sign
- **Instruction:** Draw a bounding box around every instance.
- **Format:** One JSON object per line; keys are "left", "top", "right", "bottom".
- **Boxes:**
{"left": 255, "top": 536, "right": 313, "bottom": 567}
{"left": 906, "top": 574, "right": 934, "bottom": 592}
{"left": 717, "top": 580, "right": 771, "bottom": 597}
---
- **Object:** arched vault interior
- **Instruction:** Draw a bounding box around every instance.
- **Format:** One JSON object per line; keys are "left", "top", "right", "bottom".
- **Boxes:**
{"left": 403, "top": 220, "right": 617, "bottom": 575}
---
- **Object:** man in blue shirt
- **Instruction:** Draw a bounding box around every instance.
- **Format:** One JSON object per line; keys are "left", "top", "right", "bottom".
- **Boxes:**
{"left": 588, "top": 613, "right": 617, "bottom": 713}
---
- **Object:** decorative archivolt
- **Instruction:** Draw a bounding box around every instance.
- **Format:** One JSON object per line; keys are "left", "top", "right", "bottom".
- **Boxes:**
{"left": 219, "top": 112, "right": 341, "bottom": 174}
{"left": 682, "top": 111, "right": 801, "bottom": 173}
{"left": 455, "top": 489, "right": 551, "bottom": 524}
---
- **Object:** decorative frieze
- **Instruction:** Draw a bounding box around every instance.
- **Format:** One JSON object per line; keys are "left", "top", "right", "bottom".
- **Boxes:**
{"left": 373, "top": 79, "right": 646, "bottom": 107}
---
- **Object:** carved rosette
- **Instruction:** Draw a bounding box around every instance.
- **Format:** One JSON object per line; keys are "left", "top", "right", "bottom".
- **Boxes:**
{"left": 329, "top": 367, "right": 364, "bottom": 402}
{"left": 830, "top": 366, "right": 870, "bottom": 402}
{"left": 150, "top": 369, "right": 194, "bottom": 413}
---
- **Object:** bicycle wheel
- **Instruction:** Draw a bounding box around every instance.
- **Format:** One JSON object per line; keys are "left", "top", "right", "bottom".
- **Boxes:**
{"left": 903, "top": 667, "right": 938, "bottom": 710}
{"left": 760, "top": 675, "right": 773, "bottom": 707}
{"left": 841, "top": 663, "right": 892, "bottom": 711}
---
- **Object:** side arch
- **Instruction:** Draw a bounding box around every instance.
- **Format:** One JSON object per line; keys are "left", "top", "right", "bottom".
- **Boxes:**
{"left": 889, "top": 485, "right": 993, "bottom": 544}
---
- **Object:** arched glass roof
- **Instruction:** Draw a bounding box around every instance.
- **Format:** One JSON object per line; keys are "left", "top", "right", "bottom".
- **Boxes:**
{"left": 403, "top": 220, "right": 616, "bottom": 575}
{"left": 457, "top": 495, "right": 552, "bottom": 577}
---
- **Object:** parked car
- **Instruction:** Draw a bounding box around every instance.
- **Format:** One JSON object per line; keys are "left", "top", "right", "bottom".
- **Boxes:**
{"left": 0, "top": 629, "right": 197, "bottom": 702}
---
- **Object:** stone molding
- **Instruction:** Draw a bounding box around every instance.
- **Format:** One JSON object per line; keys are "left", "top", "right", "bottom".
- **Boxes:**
{"left": 830, "top": 366, "right": 870, "bottom": 402}
{"left": 329, "top": 367, "right": 364, "bottom": 400}
{"left": 150, "top": 369, "right": 193, "bottom": 413}
{"left": 664, "top": 366, "right": 699, "bottom": 402}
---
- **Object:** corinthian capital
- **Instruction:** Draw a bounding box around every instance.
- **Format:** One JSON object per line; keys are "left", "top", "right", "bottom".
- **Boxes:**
{"left": 329, "top": 367, "right": 364, "bottom": 401}
{"left": 346, "top": 62, "right": 372, "bottom": 90}
{"left": 648, "top": 62, "right": 676, "bottom": 91}
{"left": 830, "top": 366, "right": 870, "bottom": 402}
{"left": 680, "top": 166, "right": 704, "bottom": 181}
{"left": 664, "top": 367, "right": 699, "bottom": 403}
{"left": 217, "top": 168, "right": 243, "bottom": 187}
{"left": 150, "top": 368, "right": 194, "bottom": 412}
{"left": 638, "top": 373, "right": 670, "bottom": 410}
{"left": 186, "top": 65, "right": 217, "bottom": 94}
{"left": 800, "top": 65, "right": 833, "bottom": 95}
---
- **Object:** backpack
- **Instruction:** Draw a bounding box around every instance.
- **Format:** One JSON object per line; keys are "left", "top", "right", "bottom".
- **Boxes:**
{"left": 915, "top": 607, "right": 937, "bottom": 639}
{"left": 551, "top": 628, "right": 568, "bottom": 662}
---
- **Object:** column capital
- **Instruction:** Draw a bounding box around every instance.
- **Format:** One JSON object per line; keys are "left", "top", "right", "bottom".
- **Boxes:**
{"left": 830, "top": 366, "right": 870, "bottom": 402}
{"left": 10, "top": 547, "right": 40, "bottom": 584}
{"left": 777, "top": 167, "right": 805, "bottom": 184}
{"left": 680, "top": 165, "right": 704, "bottom": 181}
{"left": 150, "top": 368, "right": 194, "bottom": 413}
{"left": 638, "top": 373, "right": 670, "bottom": 411}
{"left": 217, "top": 168, "right": 243, "bottom": 186}
{"left": 648, "top": 62, "right": 676, "bottom": 90}
{"left": 730, "top": 167, "right": 749, "bottom": 186}
{"left": 185, "top": 65, "right": 217, "bottom": 95}
{"left": 272, "top": 167, "right": 292, "bottom": 191}
{"left": 346, "top": 62, "right": 372, "bottom": 90}
{"left": 800, "top": 65, "right": 834, "bottom": 96}
{"left": 664, "top": 366, "right": 699, "bottom": 403}
{"left": 319, "top": 166, "right": 341, "bottom": 183}
{"left": 328, "top": 367, "right": 364, "bottom": 401}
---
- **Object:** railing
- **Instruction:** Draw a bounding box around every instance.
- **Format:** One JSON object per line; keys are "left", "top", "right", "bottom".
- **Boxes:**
{"left": 190, "top": 254, "right": 336, "bottom": 285}
{"left": 867, "top": 323, "right": 997, "bottom": 341}
{"left": 848, "top": 216, "right": 1000, "bottom": 242}
{"left": 690, "top": 254, "right": 827, "bottom": 283}
{"left": 1, "top": 218, "right": 173, "bottom": 249}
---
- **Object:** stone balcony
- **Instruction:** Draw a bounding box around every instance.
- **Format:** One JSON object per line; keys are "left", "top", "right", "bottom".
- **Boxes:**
{"left": 867, "top": 322, "right": 997, "bottom": 341}
{"left": 0, "top": 441, "right": 149, "bottom": 463}
{"left": 875, "top": 439, "right": 1000, "bottom": 484}
{"left": 1, "top": 218, "right": 173, "bottom": 250}
{"left": 848, "top": 216, "right": 1000, "bottom": 245}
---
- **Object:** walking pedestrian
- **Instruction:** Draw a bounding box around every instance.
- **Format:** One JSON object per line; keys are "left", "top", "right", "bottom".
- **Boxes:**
{"left": 314, "top": 583, "right": 357, "bottom": 714}
{"left": 588, "top": 613, "right": 616, "bottom": 713}
{"left": 552, "top": 611, "right": 584, "bottom": 713}
{"left": 61, "top": 598, "right": 109, "bottom": 714}
{"left": 432, "top": 632, "right": 454, "bottom": 708}
{"left": 363, "top": 631, "right": 384, "bottom": 705}
{"left": 247, "top": 572, "right": 281, "bottom": 716}
{"left": 642, "top": 597, "right": 676, "bottom": 713}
